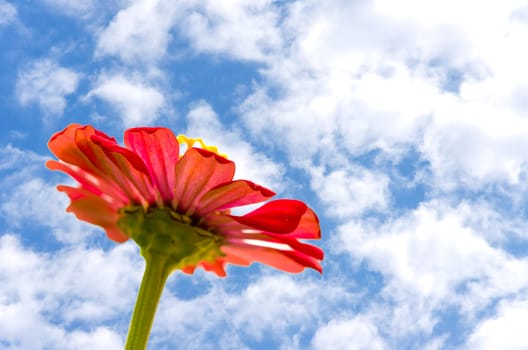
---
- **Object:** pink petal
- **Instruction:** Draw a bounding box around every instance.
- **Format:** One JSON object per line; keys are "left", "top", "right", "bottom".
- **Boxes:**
{"left": 173, "top": 148, "right": 235, "bottom": 214}
{"left": 124, "top": 127, "right": 179, "bottom": 202}
{"left": 196, "top": 180, "right": 275, "bottom": 215}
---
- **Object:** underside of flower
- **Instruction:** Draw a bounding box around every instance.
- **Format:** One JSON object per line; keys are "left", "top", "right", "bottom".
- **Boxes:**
{"left": 47, "top": 124, "right": 323, "bottom": 276}
{"left": 118, "top": 206, "right": 224, "bottom": 272}
{"left": 48, "top": 124, "right": 325, "bottom": 349}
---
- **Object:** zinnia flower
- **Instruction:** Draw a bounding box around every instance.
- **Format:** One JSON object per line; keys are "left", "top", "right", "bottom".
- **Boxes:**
{"left": 47, "top": 124, "right": 323, "bottom": 348}
{"left": 47, "top": 124, "right": 323, "bottom": 275}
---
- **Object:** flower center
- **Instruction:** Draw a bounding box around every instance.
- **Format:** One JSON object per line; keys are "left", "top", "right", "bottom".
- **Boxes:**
{"left": 117, "top": 206, "right": 225, "bottom": 271}
{"left": 177, "top": 134, "right": 228, "bottom": 158}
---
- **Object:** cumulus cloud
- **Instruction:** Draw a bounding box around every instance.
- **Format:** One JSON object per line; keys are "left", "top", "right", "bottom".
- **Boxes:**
{"left": 312, "top": 317, "right": 387, "bottom": 350}
{"left": 310, "top": 165, "right": 389, "bottom": 218}
{"left": 335, "top": 199, "right": 528, "bottom": 343}
{"left": 0, "top": 144, "right": 45, "bottom": 174}
{"left": 86, "top": 74, "right": 165, "bottom": 126}
{"left": 0, "top": 145, "right": 96, "bottom": 243}
{"left": 0, "top": 0, "right": 16, "bottom": 27}
{"left": 95, "top": 0, "right": 283, "bottom": 64}
{"left": 178, "top": 0, "right": 282, "bottom": 61}
{"left": 16, "top": 59, "right": 80, "bottom": 117}
{"left": 0, "top": 234, "right": 140, "bottom": 349}
{"left": 95, "top": 0, "right": 178, "bottom": 63}
{"left": 153, "top": 274, "right": 351, "bottom": 349}
{"left": 1, "top": 178, "right": 98, "bottom": 243}
{"left": 466, "top": 296, "right": 528, "bottom": 350}
{"left": 239, "top": 0, "right": 528, "bottom": 191}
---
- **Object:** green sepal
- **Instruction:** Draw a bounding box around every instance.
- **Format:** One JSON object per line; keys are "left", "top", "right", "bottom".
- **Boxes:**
{"left": 117, "top": 206, "right": 225, "bottom": 272}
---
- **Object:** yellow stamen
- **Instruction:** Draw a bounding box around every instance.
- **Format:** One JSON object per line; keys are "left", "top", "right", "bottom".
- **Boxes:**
{"left": 177, "top": 134, "right": 228, "bottom": 158}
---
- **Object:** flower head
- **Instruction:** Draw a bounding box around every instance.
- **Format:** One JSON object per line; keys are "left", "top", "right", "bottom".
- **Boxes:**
{"left": 47, "top": 124, "right": 323, "bottom": 276}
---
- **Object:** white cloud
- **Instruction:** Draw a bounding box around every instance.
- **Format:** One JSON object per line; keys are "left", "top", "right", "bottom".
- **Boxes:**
{"left": 178, "top": 0, "right": 282, "bottom": 62}
{"left": 16, "top": 59, "right": 80, "bottom": 117}
{"left": 312, "top": 317, "right": 387, "bottom": 350}
{"left": 238, "top": 0, "right": 528, "bottom": 191}
{"left": 466, "top": 296, "right": 528, "bottom": 350}
{"left": 421, "top": 102, "right": 528, "bottom": 189}
{"left": 0, "top": 177, "right": 97, "bottom": 243}
{"left": 95, "top": 0, "right": 178, "bottom": 63}
{"left": 95, "top": 0, "right": 284, "bottom": 63}
{"left": 86, "top": 74, "right": 165, "bottom": 126}
{"left": 185, "top": 100, "right": 284, "bottom": 191}
{"left": 0, "top": 145, "right": 96, "bottom": 243}
{"left": 0, "top": 234, "right": 141, "bottom": 349}
{"left": 310, "top": 165, "right": 389, "bottom": 218}
{"left": 335, "top": 199, "right": 528, "bottom": 340}
{"left": 225, "top": 275, "right": 333, "bottom": 339}
{"left": 0, "top": 0, "right": 16, "bottom": 27}
{"left": 64, "top": 328, "right": 124, "bottom": 350}
{"left": 0, "top": 144, "right": 46, "bottom": 173}
{"left": 153, "top": 274, "right": 351, "bottom": 349}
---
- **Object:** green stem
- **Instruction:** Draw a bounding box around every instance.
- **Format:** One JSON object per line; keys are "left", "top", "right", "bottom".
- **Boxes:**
{"left": 125, "top": 252, "right": 171, "bottom": 350}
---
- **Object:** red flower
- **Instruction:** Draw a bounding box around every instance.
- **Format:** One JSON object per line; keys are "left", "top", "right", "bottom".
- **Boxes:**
{"left": 47, "top": 124, "right": 323, "bottom": 276}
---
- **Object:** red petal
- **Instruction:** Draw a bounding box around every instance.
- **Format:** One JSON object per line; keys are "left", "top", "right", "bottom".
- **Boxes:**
{"left": 48, "top": 124, "right": 155, "bottom": 206}
{"left": 221, "top": 252, "right": 251, "bottom": 267}
{"left": 75, "top": 136, "right": 147, "bottom": 205}
{"left": 57, "top": 185, "right": 128, "bottom": 243}
{"left": 204, "top": 204, "right": 321, "bottom": 240}
{"left": 49, "top": 124, "right": 108, "bottom": 175}
{"left": 230, "top": 199, "right": 307, "bottom": 234}
{"left": 92, "top": 134, "right": 149, "bottom": 174}
{"left": 196, "top": 180, "right": 275, "bottom": 215}
{"left": 264, "top": 207, "right": 321, "bottom": 239}
{"left": 282, "top": 238, "right": 324, "bottom": 260}
{"left": 199, "top": 260, "right": 227, "bottom": 277}
{"left": 47, "top": 160, "right": 129, "bottom": 205}
{"left": 91, "top": 134, "right": 157, "bottom": 205}
{"left": 283, "top": 251, "right": 322, "bottom": 273}
{"left": 221, "top": 244, "right": 306, "bottom": 273}
{"left": 181, "top": 265, "right": 196, "bottom": 274}
{"left": 104, "top": 227, "right": 130, "bottom": 243}
{"left": 124, "top": 127, "right": 179, "bottom": 202}
{"left": 173, "top": 148, "right": 235, "bottom": 214}
{"left": 224, "top": 233, "right": 324, "bottom": 261}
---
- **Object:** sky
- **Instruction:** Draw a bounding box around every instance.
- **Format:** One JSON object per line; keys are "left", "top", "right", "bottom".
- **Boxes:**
{"left": 2, "top": 0, "right": 528, "bottom": 349}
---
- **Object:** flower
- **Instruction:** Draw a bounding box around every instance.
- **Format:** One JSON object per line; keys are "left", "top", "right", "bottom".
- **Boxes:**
{"left": 47, "top": 124, "right": 323, "bottom": 276}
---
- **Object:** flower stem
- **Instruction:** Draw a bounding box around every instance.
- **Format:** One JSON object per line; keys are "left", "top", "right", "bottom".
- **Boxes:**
{"left": 125, "top": 252, "right": 171, "bottom": 350}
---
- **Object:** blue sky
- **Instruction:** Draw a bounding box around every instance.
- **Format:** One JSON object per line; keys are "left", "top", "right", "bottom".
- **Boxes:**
{"left": 2, "top": 0, "right": 528, "bottom": 349}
